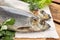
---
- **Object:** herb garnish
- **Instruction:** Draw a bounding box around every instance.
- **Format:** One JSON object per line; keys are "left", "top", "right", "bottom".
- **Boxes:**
{"left": 21, "top": 0, "right": 52, "bottom": 11}
{"left": 0, "top": 18, "right": 15, "bottom": 40}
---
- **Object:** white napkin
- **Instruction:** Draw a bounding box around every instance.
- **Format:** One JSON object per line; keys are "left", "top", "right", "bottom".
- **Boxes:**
{"left": 15, "top": 6, "right": 59, "bottom": 38}
{"left": 1, "top": 0, "right": 59, "bottom": 38}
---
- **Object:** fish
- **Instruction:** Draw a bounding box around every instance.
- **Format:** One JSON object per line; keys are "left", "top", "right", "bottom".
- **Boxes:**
{"left": 40, "top": 10, "right": 51, "bottom": 20}
{"left": 0, "top": 6, "right": 51, "bottom": 33}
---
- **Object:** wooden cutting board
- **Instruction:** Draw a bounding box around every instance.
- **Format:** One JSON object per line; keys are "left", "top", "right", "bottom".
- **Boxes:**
{"left": 50, "top": 3, "right": 60, "bottom": 23}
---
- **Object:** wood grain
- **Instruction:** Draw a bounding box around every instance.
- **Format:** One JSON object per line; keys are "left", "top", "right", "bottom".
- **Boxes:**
{"left": 50, "top": 3, "right": 60, "bottom": 23}
{"left": 53, "top": 0, "right": 60, "bottom": 3}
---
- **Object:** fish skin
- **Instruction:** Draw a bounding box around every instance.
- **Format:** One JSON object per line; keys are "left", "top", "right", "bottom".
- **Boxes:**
{"left": 0, "top": 6, "right": 51, "bottom": 33}
{"left": 0, "top": 6, "right": 34, "bottom": 26}
{"left": 0, "top": 6, "right": 36, "bottom": 18}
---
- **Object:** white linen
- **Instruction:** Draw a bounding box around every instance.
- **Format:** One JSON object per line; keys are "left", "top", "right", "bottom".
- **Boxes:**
{"left": 15, "top": 6, "right": 59, "bottom": 38}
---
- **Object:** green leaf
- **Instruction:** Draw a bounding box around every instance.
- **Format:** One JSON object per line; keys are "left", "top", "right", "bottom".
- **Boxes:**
{"left": 29, "top": 4, "right": 38, "bottom": 11}
{"left": 0, "top": 18, "right": 15, "bottom": 40}
{"left": 3, "top": 30, "right": 15, "bottom": 40}
{"left": 0, "top": 30, "right": 15, "bottom": 40}
{"left": 3, "top": 36, "right": 13, "bottom": 40}
{"left": 3, "top": 18, "right": 15, "bottom": 25}
{"left": 1, "top": 25, "right": 7, "bottom": 30}
{"left": 21, "top": 0, "right": 52, "bottom": 11}
{"left": 5, "top": 30, "right": 15, "bottom": 36}
{"left": 0, "top": 31, "right": 6, "bottom": 37}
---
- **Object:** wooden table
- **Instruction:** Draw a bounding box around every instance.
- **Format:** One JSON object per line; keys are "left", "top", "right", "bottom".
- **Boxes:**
{"left": 15, "top": 3, "right": 60, "bottom": 40}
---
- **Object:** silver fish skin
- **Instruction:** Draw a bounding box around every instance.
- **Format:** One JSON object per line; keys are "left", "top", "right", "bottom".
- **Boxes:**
{"left": 0, "top": 6, "right": 38, "bottom": 28}
{"left": 0, "top": 6, "right": 51, "bottom": 33}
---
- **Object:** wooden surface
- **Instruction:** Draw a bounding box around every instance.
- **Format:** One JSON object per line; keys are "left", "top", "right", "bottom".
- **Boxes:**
{"left": 15, "top": 3, "right": 60, "bottom": 40}
{"left": 53, "top": 0, "right": 60, "bottom": 3}
{"left": 50, "top": 3, "right": 60, "bottom": 23}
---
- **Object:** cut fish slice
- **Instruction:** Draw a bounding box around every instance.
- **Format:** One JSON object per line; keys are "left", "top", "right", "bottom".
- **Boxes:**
{"left": 0, "top": 6, "right": 51, "bottom": 32}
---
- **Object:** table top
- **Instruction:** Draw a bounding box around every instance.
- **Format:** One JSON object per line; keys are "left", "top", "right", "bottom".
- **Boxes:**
{"left": 50, "top": 3, "right": 60, "bottom": 23}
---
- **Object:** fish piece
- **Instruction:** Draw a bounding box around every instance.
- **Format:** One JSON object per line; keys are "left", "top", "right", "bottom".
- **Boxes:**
{"left": 0, "top": 6, "right": 37, "bottom": 29}
{"left": 40, "top": 10, "right": 51, "bottom": 20}
{"left": 7, "top": 22, "right": 50, "bottom": 33}
{"left": 0, "top": 6, "right": 51, "bottom": 32}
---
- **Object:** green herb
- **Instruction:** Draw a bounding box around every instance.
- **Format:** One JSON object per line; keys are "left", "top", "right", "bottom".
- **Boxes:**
{"left": 1, "top": 25, "right": 7, "bottom": 30}
{"left": 0, "top": 18, "right": 15, "bottom": 40}
{"left": 0, "top": 30, "right": 15, "bottom": 40}
{"left": 21, "top": 0, "right": 52, "bottom": 11}
{"left": 38, "top": 0, "right": 52, "bottom": 8}
{"left": 3, "top": 30, "right": 15, "bottom": 40}
{"left": 29, "top": 4, "right": 37, "bottom": 11}
{"left": 3, "top": 18, "right": 15, "bottom": 25}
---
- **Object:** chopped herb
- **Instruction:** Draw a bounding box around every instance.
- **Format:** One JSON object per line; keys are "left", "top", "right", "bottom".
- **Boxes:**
{"left": 1, "top": 25, "right": 7, "bottom": 30}
{"left": 21, "top": 0, "right": 52, "bottom": 11}
{"left": 0, "top": 18, "right": 15, "bottom": 40}
{"left": 3, "top": 18, "right": 15, "bottom": 25}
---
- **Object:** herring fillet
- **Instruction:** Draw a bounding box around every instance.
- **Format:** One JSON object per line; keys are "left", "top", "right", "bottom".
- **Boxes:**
{"left": 0, "top": 0, "right": 51, "bottom": 32}
{"left": 0, "top": 6, "right": 51, "bottom": 32}
{"left": 0, "top": 6, "right": 37, "bottom": 28}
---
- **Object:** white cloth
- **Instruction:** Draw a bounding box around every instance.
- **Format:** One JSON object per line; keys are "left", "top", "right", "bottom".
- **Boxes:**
{"left": 15, "top": 6, "right": 59, "bottom": 38}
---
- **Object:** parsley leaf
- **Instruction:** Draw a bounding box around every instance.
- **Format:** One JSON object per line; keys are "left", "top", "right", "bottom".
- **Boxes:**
{"left": 3, "top": 18, "right": 15, "bottom": 25}
{"left": 21, "top": 0, "right": 52, "bottom": 11}
{"left": 0, "top": 18, "right": 15, "bottom": 40}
